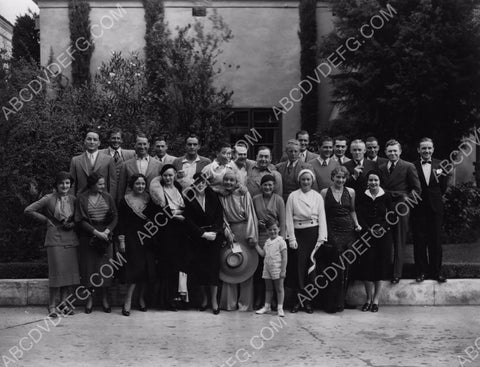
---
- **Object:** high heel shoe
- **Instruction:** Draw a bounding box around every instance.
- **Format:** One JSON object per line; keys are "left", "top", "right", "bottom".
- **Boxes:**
{"left": 139, "top": 306, "right": 147, "bottom": 312}
{"left": 212, "top": 308, "right": 220, "bottom": 315}
{"left": 122, "top": 306, "right": 130, "bottom": 317}
{"left": 361, "top": 303, "right": 371, "bottom": 312}
{"left": 102, "top": 305, "right": 111, "bottom": 313}
{"left": 84, "top": 306, "right": 93, "bottom": 314}
{"left": 47, "top": 307, "right": 58, "bottom": 318}
{"left": 199, "top": 304, "right": 208, "bottom": 312}
{"left": 371, "top": 304, "right": 379, "bottom": 313}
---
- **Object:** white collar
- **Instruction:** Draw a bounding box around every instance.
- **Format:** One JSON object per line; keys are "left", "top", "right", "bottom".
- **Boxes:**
{"left": 182, "top": 155, "right": 201, "bottom": 163}
{"left": 365, "top": 187, "right": 385, "bottom": 199}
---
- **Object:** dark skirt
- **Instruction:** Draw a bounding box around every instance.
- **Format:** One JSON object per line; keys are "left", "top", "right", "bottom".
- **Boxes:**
{"left": 78, "top": 227, "right": 114, "bottom": 288}
{"left": 124, "top": 239, "right": 156, "bottom": 284}
{"left": 190, "top": 237, "right": 222, "bottom": 286}
{"left": 47, "top": 245, "right": 80, "bottom": 287}
{"left": 355, "top": 230, "right": 393, "bottom": 281}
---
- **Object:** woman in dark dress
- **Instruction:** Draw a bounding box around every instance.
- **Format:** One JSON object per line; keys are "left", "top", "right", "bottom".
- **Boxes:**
{"left": 117, "top": 174, "right": 156, "bottom": 316}
{"left": 75, "top": 172, "right": 118, "bottom": 314}
{"left": 320, "top": 166, "right": 361, "bottom": 314}
{"left": 355, "top": 170, "right": 393, "bottom": 313}
{"left": 25, "top": 171, "right": 80, "bottom": 317}
{"left": 184, "top": 172, "right": 225, "bottom": 314}
{"left": 149, "top": 164, "right": 191, "bottom": 311}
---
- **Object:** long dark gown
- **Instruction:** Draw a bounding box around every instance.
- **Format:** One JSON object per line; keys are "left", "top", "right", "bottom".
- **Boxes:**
{"left": 319, "top": 187, "right": 356, "bottom": 313}
{"left": 117, "top": 197, "right": 156, "bottom": 284}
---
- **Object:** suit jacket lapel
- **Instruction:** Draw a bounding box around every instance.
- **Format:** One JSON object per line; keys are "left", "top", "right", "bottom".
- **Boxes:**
{"left": 145, "top": 159, "right": 154, "bottom": 178}
{"left": 415, "top": 161, "right": 428, "bottom": 186}
{"left": 92, "top": 152, "right": 104, "bottom": 172}
{"left": 80, "top": 153, "right": 90, "bottom": 176}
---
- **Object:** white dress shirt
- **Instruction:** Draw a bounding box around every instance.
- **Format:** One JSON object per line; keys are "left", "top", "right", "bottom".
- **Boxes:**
{"left": 421, "top": 161, "right": 431, "bottom": 185}
{"left": 136, "top": 155, "right": 150, "bottom": 175}
{"left": 87, "top": 151, "right": 99, "bottom": 167}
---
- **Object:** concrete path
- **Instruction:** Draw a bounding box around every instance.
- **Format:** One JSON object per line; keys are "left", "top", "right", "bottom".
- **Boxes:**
{"left": 1, "top": 306, "right": 479, "bottom": 367}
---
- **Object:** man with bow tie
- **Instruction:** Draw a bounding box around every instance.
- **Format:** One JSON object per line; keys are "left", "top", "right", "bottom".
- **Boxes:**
{"left": 411, "top": 138, "right": 449, "bottom": 283}
{"left": 379, "top": 139, "right": 421, "bottom": 284}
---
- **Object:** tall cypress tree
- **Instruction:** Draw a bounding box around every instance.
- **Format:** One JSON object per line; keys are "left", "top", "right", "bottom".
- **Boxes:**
{"left": 69, "top": 0, "right": 93, "bottom": 86}
{"left": 298, "top": 0, "right": 318, "bottom": 133}
{"left": 12, "top": 12, "right": 40, "bottom": 64}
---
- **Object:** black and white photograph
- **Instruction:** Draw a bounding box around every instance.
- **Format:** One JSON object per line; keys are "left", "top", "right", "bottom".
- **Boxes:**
{"left": 1, "top": 0, "right": 480, "bottom": 366}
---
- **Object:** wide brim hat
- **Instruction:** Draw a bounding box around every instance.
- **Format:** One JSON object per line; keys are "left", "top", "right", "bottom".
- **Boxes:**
{"left": 219, "top": 242, "right": 259, "bottom": 284}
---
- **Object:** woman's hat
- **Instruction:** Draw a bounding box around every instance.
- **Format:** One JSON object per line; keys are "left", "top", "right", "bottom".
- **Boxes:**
{"left": 219, "top": 242, "right": 259, "bottom": 284}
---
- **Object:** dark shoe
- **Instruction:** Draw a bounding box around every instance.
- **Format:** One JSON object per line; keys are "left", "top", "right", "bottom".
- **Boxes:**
{"left": 361, "top": 303, "right": 371, "bottom": 312}
{"left": 84, "top": 306, "right": 92, "bottom": 314}
{"left": 122, "top": 306, "right": 130, "bottom": 317}
{"left": 102, "top": 305, "right": 112, "bottom": 313}
{"left": 437, "top": 275, "right": 447, "bottom": 283}
{"left": 167, "top": 302, "right": 178, "bottom": 312}
{"left": 62, "top": 306, "right": 75, "bottom": 316}
{"left": 305, "top": 304, "right": 313, "bottom": 314}
{"left": 290, "top": 304, "right": 300, "bottom": 313}
{"left": 391, "top": 277, "right": 400, "bottom": 284}
{"left": 48, "top": 307, "right": 58, "bottom": 318}
{"left": 344, "top": 303, "right": 357, "bottom": 310}
{"left": 199, "top": 305, "right": 207, "bottom": 312}
{"left": 139, "top": 306, "right": 147, "bottom": 312}
{"left": 212, "top": 308, "right": 220, "bottom": 315}
{"left": 371, "top": 304, "right": 379, "bottom": 313}
{"left": 416, "top": 273, "right": 425, "bottom": 283}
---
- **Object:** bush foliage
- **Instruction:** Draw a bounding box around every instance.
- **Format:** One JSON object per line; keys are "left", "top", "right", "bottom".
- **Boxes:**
{"left": 0, "top": 11, "right": 234, "bottom": 261}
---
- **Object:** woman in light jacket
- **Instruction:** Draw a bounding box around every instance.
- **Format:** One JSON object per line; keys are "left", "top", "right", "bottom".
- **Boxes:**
{"left": 285, "top": 169, "right": 327, "bottom": 314}
{"left": 25, "top": 171, "right": 80, "bottom": 317}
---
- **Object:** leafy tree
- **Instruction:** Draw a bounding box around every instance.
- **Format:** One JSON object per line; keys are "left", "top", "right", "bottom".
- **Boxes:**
{"left": 11, "top": 11, "right": 40, "bottom": 64}
{"left": 319, "top": 0, "right": 480, "bottom": 159}
{"left": 299, "top": 0, "right": 318, "bottom": 133}
{"left": 69, "top": 0, "right": 93, "bottom": 86}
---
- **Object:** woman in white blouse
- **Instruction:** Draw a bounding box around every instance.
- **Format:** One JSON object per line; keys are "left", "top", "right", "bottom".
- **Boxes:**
{"left": 286, "top": 169, "right": 327, "bottom": 313}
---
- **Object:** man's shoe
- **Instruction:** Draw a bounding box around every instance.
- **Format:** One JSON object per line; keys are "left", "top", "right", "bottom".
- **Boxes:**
{"left": 416, "top": 273, "right": 425, "bottom": 283}
{"left": 437, "top": 275, "right": 447, "bottom": 283}
{"left": 305, "top": 303, "right": 313, "bottom": 314}
{"left": 391, "top": 277, "right": 400, "bottom": 284}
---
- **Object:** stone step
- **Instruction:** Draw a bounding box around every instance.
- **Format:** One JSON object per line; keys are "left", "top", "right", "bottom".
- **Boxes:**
{"left": 0, "top": 278, "right": 478, "bottom": 306}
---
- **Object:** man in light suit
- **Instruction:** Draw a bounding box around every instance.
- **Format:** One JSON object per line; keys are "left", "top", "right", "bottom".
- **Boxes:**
{"left": 332, "top": 135, "right": 351, "bottom": 164}
{"left": 344, "top": 139, "right": 377, "bottom": 193}
{"left": 280, "top": 130, "right": 319, "bottom": 163}
{"left": 173, "top": 134, "right": 211, "bottom": 188}
{"left": 366, "top": 136, "right": 388, "bottom": 166}
{"left": 411, "top": 138, "right": 449, "bottom": 283}
{"left": 117, "top": 134, "right": 163, "bottom": 202}
{"left": 100, "top": 129, "right": 135, "bottom": 180}
{"left": 308, "top": 136, "right": 339, "bottom": 192}
{"left": 276, "top": 139, "right": 314, "bottom": 201}
{"left": 70, "top": 132, "right": 117, "bottom": 197}
{"left": 153, "top": 138, "right": 176, "bottom": 165}
{"left": 379, "top": 139, "right": 421, "bottom": 284}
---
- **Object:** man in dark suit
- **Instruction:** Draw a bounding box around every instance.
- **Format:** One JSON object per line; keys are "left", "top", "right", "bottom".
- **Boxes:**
{"left": 100, "top": 129, "right": 135, "bottom": 180}
{"left": 117, "top": 134, "right": 163, "bottom": 202}
{"left": 173, "top": 134, "right": 211, "bottom": 188}
{"left": 280, "top": 130, "right": 319, "bottom": 163}
{"left": 332, "top": 135, "right": 351, "bottom": 164}
{"left": 411, "top": 138, "right": 449, "bottom": 283}
{"left": 379, "top": 139, "right": 421, "bottom": 284}
{"left": 70, "top": 131, "right": 117, "bottom": 197}
{"left": 344, "top": 139, "right": 377, "bottom": 193}
{"left": 366, "top": 136, "right": 388, "bottom": 166}
{"left": 308, "top": 136, "right": 339, "bottom": 192}
{"left": 152, "top": 138, "right": 177, "bottom": 165}
{"left": 276, "top": 139, "right": 314, "bottom": 201}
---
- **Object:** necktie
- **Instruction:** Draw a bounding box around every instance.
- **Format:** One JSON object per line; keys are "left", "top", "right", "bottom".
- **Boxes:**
{"left": 322, "top": 160, "right": 327, "bottom": 167}
{"left": 114, "top": 150, "right": 120, "bottom": 163}
{"left": 287, "top": 163, "right": 293, "bottom": 174}
{"left": 421, "top": 160, "right": 432, "bottom": 165}
{"left": 389, "top": 163, "right": 395, "bottom": 175}
{"left": 355, "top": 160, "right": 361, "bottom": 166}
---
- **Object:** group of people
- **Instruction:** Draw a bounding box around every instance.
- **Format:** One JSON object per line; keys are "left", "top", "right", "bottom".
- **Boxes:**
{"left": 24, "top": 129, "right": 449, "bottom": 318}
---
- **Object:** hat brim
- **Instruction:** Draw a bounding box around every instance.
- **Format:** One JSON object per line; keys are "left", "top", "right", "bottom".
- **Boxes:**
{"left": 219, "top": 242, "right": 259, "bottom": 284}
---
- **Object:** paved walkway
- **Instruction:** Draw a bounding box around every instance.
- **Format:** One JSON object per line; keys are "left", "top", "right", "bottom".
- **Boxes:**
{"left": 0, "top": 306, "right": 479, "bottom": 367}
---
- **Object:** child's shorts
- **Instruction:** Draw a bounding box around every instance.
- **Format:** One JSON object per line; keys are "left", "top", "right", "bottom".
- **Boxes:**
{"left": 262, "top": 263, "right": 281, "bottom": 280}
